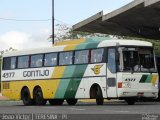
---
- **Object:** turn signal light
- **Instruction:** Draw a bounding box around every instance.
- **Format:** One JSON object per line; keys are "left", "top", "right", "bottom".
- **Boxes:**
{"left": 118, "top": 82, "right": 122, "bottom": 88}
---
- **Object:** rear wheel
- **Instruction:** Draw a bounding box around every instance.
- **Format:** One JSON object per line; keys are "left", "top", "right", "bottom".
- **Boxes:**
{"left": 96, "top": 87, "right": 104, "bottom": 105}
{"left": 125, "top": 98, "right": 136, "bottom": 105}
{"left": 66, "top": 99, "right": 77, "bottom": 105}
{"left": 49, "top": 99, "right": 64, "bottom": 105}
{"left": 33, "top": 87, "right": 46, "bottom": 105}
{"left": 21, "top": 87, "right": 34, "bottom": 106}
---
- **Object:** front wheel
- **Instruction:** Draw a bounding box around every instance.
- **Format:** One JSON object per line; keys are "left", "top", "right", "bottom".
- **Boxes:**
{"left": 66, "top": 99, "right": 77, "bottom": 105}
{"left": 33, "top": 87, "right": 46, "bottom": 105}
{"left": 96, "top": 87, "right": 104, "bottom": 105}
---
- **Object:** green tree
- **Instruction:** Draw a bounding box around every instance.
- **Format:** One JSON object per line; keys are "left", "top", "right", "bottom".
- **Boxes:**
{"left": 53, "top": 24, "right": 108, "bottom": 42}
{"left": 53, "top": 23, "right": 160, "bottom": 54}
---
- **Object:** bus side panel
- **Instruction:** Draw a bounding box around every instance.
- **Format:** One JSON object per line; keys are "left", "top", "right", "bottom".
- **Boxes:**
{"left": 75, "top": 63, "right": 107, "bottom": 99}
{"left": 1, "top": 63, "right": 107, "bottom": 100}
{"left": 2, "top": 80, "right": 60, "bottom": 100}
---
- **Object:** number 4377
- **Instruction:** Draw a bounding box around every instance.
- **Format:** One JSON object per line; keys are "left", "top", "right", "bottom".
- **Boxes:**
{"left": 2, "top": 72, "right": 15, "bottom": 78}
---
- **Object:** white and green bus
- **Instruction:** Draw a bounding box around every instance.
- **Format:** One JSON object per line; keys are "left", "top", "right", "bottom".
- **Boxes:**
{"left": 1, "top": 37, "right": 159, "bottom": 105}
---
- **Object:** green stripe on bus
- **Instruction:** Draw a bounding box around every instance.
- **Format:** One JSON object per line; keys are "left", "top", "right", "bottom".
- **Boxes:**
{"left": 54, "top": 41, "right": 86, "bottom": 98}
{"left": 63, "top": 41, "right": 101, "bottom": 98}
{"left": 75, "top": 37, "right": 106, "bottom": 50}
{"left": 139, "top": 75, "right": 148, "bottom": 83}
{"left": 63, "top": 42, "right": 89, "bottom": 98}
{"left": 55, "top": 38, "right": 102, "bottom": 99}
{"left": 86, "top": 37, "right": 109, "bottom": 42}
{"left": 63, "top": 66, "right": 77, "bottom": 78}
{"left": 54, "top": 66, "right": 76, "bottom": 98}
{"left": 54, "top": 79, "right": 70, "bottom": 98}
{"left": 64, "top": 65, "right": 88, "bottom": 98}
{"left": 145, "top": 75, "right": 152, "bottom": 83}
{"left": 64, "top": 78, "right": 82, "bottom": 98}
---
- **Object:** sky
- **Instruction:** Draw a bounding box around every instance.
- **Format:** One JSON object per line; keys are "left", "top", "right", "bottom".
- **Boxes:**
{"left": 0, "top": 0, "right": 133, "bottom": 51}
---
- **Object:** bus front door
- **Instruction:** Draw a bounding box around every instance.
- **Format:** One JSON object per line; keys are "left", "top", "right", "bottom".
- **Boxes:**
{"left": 106, "top": 48, "right": 117, "bottom": 98}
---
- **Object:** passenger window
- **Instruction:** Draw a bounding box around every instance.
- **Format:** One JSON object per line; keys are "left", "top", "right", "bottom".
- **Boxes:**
{"left": 59, "top": 52, "right": 73, "bottom": 65}
{"left": 91, "top": 48, "right": 104, "bottom": 63}
{"left": 74, "top": 50, "right": 89, "bottom": 64}
{"left": 44, "top": 53, "right": 58, "bottom": 66}
{"left": 18, "top": 56, "right": 29, "bottom": 68}
{"left": 31, "top": 54, "right": 43, "bottom": 67}
{"left": 3, "top": 57, "right": 11, "bottom": 70}
{"left": 11, "top": 57, "right": 17, "bottom": 69}
{"left": 3, "top": 57, "right": 17, "bottom": 70}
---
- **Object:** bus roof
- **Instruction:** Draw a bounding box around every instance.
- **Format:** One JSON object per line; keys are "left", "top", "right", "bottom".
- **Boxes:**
{"left": 3, "top": 37, "right": 152, "bottom": 57}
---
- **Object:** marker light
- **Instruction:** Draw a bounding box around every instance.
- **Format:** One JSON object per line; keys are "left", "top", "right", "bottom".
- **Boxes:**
{"left": 122, "top": 82, "right": 131, "bottom": 88}
{"left": 118, "top": 82, "right": 122, "bottom": 88}
{"left": 118, "top": 82, "right": 131, "bottom": 88}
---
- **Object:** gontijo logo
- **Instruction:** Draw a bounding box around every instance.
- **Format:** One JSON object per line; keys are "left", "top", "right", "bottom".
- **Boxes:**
{"left": 91, "top": 65, "right": 103, "bottom": 75}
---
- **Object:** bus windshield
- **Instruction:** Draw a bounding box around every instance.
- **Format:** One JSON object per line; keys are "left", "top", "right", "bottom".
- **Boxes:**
{"left": 119, "top": 47, "right": 157, "bottom": 73}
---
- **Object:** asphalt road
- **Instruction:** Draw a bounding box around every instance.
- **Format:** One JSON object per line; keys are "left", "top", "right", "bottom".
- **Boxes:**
{"left": 0, "top": 100, "right": 159, "bottom": 120}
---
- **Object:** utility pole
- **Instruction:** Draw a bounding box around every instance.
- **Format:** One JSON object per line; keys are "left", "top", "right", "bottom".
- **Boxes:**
{"left": 52, "top": 0, "right": 54, "bottom": 44}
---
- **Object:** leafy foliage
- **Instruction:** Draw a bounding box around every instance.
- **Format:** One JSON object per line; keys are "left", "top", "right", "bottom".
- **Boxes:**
{"left": 53, "top": 23, "right": 160, "bottom": 55}
{"left": 53, "top": 24, "right": 109, "bottom": 42}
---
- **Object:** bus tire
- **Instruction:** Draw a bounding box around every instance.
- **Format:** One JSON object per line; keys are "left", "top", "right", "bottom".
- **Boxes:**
{"left": 21, "top": 87, "right": 34, "bottom": 106}
{"left": 49, "top": 99, "right": 64, "bottom": 105}
{"left": 66, "top": 99, "right": 77, "bottom": 105}
{"left": 33, "top": 87, "right": 46, "bottom": 105}
{"left": 96, "top": 86, "right": 104, "bottom": 105}
{"left": 125, "top": 98, "right": 136, "bottom": 105}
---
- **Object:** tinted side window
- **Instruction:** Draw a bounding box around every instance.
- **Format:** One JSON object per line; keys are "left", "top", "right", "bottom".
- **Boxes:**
{"left": 74, "top": 50, "right": 89, "bottom": 64}
{"left": 18, "top": 56, "right": 29, "bottom": 68}
{"left": 11, "top": 57, "right": 17, "bottom": 69}
{"left": 108, "top": 48, "right": 116, "bottom": 73}
{"left": 31, "top": 54, "right": 43, "bottom": 68}
{"left": 91, "top": 48, "right": 104, "bottom": 63}
{"left": 44, "top": 53, "right": 58, "bottom": 66}
{"left": 3, "top": 57, "right": 11, "bottom": 70}
{"left": 59, "top": 52, "right": 73, "bottom": 65}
